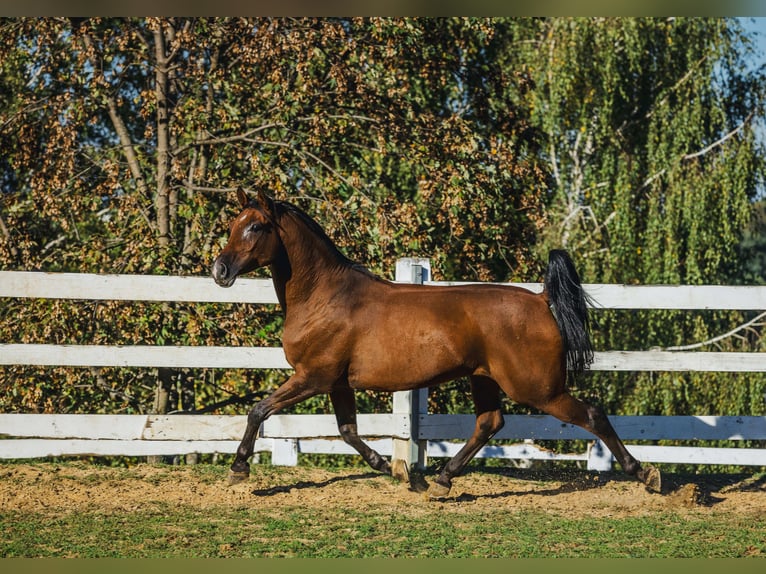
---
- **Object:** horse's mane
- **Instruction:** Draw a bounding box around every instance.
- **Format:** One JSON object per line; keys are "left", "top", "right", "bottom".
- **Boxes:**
{"left": 274, "top": 200, "right": 381, "bottom": 281}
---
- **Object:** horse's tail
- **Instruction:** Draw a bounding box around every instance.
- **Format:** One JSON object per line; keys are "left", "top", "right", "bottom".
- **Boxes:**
{"left": 544, "top": 249, "right": 594, "bottom": 375}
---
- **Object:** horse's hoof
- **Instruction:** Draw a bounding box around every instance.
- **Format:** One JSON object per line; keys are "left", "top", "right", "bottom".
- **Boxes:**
{"left": 228, "top": 470, "right": 250, "bottom": 486}
{"left": 425, "top": 480, "right": 451, "bottom": 501}
{"left": 391, "top": 458, "right": 409, "bottom": 483}
{"left": 638, "top": 465, "right": 662, "bottom": 494}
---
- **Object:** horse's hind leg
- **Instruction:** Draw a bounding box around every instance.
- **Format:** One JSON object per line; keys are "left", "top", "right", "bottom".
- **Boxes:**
{"left": 541, "top": 392, "right": 661, "bottom": 493}
{"left": 428, "top": 375, "right": 505, "bottom": 499}
{"left": 330, "top": 386, "right": 395, "bottom": 477}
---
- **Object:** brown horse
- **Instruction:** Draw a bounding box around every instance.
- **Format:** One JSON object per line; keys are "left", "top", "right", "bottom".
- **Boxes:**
{"left": 212, "top": 189, "right": 661, "bottom": 497}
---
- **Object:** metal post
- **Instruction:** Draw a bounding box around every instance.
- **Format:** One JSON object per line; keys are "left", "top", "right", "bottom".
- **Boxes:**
{"left": 392, "top": 258, "right": 431, "bottom": 472}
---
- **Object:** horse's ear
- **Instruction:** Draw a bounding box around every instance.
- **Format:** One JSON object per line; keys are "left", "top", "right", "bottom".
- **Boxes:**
{"left": 236, "top": 188, "right": 249, "bottom": 208}
{"left": 255, "top": 190, "right": 276, "bottom": 218}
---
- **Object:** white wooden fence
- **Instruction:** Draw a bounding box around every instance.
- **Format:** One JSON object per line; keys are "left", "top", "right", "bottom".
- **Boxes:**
{"left": 1, "top": 262, "right": 765, "bottom": 470}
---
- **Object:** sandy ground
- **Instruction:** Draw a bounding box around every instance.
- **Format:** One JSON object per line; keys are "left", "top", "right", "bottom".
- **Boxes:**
{"left": 0, "top": 462, "right": 763, "bottom": 519}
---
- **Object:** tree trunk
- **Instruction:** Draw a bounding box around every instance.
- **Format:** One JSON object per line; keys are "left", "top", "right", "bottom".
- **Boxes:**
{"left": 78, "top": 28, "right": 152, "bottom": 208}
{"left": 154, "top": 23, "right": 171, "bottom": 249}
{"left": 147, "top": 366, "right": 174, "bottom": 464}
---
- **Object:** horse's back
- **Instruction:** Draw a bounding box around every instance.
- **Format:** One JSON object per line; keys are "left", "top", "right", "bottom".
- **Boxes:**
{"left": 345, "top": 280, "right": 563, "bottom": 392}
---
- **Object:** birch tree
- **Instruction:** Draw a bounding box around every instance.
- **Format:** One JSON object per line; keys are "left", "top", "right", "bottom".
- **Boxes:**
{"left": 515, "top": 17, "right": 766, "bottom": 421}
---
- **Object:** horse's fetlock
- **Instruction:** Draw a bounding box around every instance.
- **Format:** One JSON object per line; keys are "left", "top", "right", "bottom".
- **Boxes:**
{"left": 624, "top": 461, "right": 640, "bottom": 476}
{"left": 231, "top": 460, "right": 250, "bottom": 475}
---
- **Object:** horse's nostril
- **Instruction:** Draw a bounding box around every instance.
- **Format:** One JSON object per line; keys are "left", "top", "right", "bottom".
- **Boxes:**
{"left": 213, "top": 260, "right": 229, "bottom": 283}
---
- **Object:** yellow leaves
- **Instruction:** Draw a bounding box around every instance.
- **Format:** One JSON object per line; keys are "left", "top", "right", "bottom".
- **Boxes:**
{"left": 1, "top": 18, "right": 555, "bottom": 410}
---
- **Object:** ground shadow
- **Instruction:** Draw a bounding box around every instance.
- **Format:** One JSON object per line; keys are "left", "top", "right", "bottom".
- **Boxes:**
{"left": 410, "top": 465, "right": 762, "bottom": 506}
{"left": 250, "top": 471, "right": 381, "bottom": 496}
{"left": 414, "top": 466, "right": 613, "bottom": 503}
{"left": 249, "top": 462, "right": 762, "bottom": 507}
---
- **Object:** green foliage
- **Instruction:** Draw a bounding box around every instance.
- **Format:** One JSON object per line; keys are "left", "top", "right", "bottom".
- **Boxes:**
{"left": 0, "top": 17, "right": 765, "bottom": 429}
{"left": 739, "top": 199, "right": 766, "bottom": 285}
{"left": 514, "top": 17, "right": 766, "bottom": 420}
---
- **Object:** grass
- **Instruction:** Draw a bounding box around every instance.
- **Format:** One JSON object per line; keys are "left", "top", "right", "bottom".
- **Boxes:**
{"left": 2, "top": 501, "right": 764, "bottom": 558}
{"left": 1, "top": 462, "right": 764, "bottom": 558}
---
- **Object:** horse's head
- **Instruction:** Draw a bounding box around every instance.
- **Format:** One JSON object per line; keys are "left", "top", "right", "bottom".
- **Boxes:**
{"left": 212, "top": 189, "right": 282, "bottom": 287}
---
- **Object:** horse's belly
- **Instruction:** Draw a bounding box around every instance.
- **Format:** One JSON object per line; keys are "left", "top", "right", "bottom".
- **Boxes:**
{"left": 346, "top": 330, "right": 473, "bottom": 391}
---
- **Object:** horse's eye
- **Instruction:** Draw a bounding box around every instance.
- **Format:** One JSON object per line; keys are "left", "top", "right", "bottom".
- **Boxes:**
{"left": 247, "top": 223, "right": 263, "bottom": 234}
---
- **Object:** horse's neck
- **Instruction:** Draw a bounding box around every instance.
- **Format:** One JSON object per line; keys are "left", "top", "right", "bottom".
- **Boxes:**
{"left": 271, "top": 211, "right": 351, "bottom": 311}
{"left": 269, "top": 259, "right": 290, "bottom": 310}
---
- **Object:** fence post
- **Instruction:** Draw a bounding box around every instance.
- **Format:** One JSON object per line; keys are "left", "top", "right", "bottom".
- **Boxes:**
{"left": 392, "top": 258, "right": 431, "bottom": 472}
{"left": 271, "top": 438, "right": 299, "bottom": 466}
{"left": 586, "top": 439, "right": 614, "bottom": 471}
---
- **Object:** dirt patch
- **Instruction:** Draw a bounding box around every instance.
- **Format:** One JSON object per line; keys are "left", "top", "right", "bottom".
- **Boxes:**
{"left": 0, "top": 462, "right": 763, "bottom": 519}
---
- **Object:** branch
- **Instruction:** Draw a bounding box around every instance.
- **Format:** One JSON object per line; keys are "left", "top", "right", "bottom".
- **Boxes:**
{"left": 645, "top": 53, "right": 709, "bottom": 123}
{"left": 173, "top": 123, "right": 284, "bottom": 157}
{"left": 105, "top": 97, "right": 152, "bottom": 203}
{"left": 80, "top": 367, "right": 143, "bottom": 409}
{"left": 0, "top": 213, "right": 18, "bottom": 258}
{"left": 638, "top": 113, "right": 753, "bottom": 192}
{"left": 181, "top": 182, "right": 239, "bottom": 194}
{"left": 154, "top": 23, "right": 172, "bottom": 247}
{"left": 0, "top": 98, "right": 51, "bottom": 131}
{"left": 683, "top": 112, "right": 754, "bottom": 161}
{"left": 661, "top": 310, "right": 766, "bottom": 351}
{"left": 78, "top": 27, "right": 153, "bottom": 206}
{"left": 639, "top": 168, "right": 667, "bottom": 191}
{"left": 245, "top": 137, "right": 372, "bottom": 202}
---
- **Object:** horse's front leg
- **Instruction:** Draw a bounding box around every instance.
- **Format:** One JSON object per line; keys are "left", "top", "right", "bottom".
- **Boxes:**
{"left": 229, "top": 373, "right": 321, "bottom": 485}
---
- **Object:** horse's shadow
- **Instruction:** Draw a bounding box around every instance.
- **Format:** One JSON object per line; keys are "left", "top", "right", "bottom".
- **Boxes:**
{"left": 250, "top": 471, "right": 381, "bottom": 496}
{"left": 437, "top": 469, "right": 752, "bottom": 507}
{"left": 248, "top": 467, "right": 758, "bottom": 507}
{"left": 248, "top": 466, "right": 616, "bottom": 499}
{"left": 248, "top": 466, "right": 610, "bottom": 500}
{"left": 431, "top": 468, "right": 613, "bottom": 503}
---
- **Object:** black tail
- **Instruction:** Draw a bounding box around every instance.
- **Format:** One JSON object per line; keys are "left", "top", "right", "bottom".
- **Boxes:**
{"left": 544, "top": 249, "right": 594, "bottom": 374}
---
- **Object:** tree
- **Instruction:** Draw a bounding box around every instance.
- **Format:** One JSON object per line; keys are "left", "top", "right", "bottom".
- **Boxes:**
{"left": 0, "top": 17, "right": 547, "bottom": 416}
{"left": 2, "top": 17, "right": 764, "bottom": 441}
{"left": 514, "top": 17, "right": 766, "bottom": 422}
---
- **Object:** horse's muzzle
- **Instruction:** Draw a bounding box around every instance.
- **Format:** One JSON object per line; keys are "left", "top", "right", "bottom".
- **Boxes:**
{"left": 212, "top": 258, "right": 236, "bottom": 288}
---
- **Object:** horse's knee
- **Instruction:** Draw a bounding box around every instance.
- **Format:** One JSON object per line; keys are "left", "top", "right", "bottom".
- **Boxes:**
{"left": 247, "top": 401, "right": 272, "bottom": 428}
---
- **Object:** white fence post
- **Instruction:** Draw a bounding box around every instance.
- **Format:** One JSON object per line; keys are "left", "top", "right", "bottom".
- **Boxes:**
{"left": 587, "top": 439, "right": 614, "bottom": 471}
{"left": 392, "top": 258, "right": 431, "bottom": 472}
{"left": 271, "top": 438, "right": 299, "bottom": 466}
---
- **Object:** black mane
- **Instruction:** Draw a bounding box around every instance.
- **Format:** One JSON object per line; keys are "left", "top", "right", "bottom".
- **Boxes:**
{"left": 274, "top": 200, "right": 381, "bottom": 280}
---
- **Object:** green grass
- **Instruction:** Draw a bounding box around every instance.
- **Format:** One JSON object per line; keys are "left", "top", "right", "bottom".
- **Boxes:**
{"left": 2, "top": 462, "right": 764, "bottom": 558}
{"left": 2, "top": 503, "right": 764, "bottom": 558}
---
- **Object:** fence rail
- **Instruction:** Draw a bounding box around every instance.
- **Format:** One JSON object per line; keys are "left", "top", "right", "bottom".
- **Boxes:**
{"left": 2, "top": 345, "right": 766, "bottom": 372}
{"left": 1, "top": 266, "right": 765, "bottom": 470}
{"left": 4, "top": 269, "right": 766, "bottom": 308}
